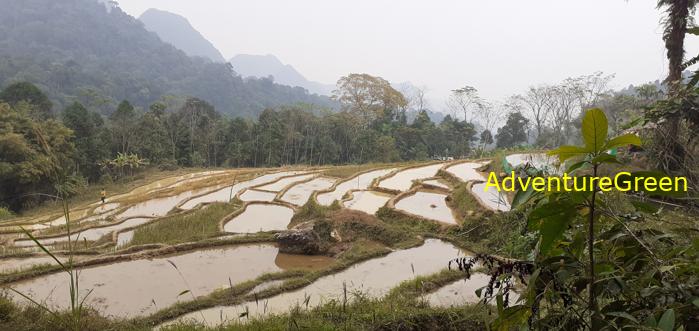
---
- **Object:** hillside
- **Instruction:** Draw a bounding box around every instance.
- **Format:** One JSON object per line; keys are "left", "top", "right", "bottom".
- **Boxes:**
{"left": 230, "top": 54, "right": 335, "bottom": 95}
{"left": 0, "top": 0, "right": 334, "bottom": 117}
{"left": 139, "top": 8, "right": 225, "bottom": 63}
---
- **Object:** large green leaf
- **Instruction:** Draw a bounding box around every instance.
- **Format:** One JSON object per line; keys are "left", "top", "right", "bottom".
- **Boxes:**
{"left": 528, "top": 200, "right": 576, "bottom": 254}
{"left": 581, "top": 108, "right": 608, "bottom": 153}
{"left": 657, "top": 309, "right": 675, "bottom": 331}
{"left": 604, "top": 133, "right": 642, "bottom": 150}
{"left": 549, "top": 145, "right": 588, "bottom": 163}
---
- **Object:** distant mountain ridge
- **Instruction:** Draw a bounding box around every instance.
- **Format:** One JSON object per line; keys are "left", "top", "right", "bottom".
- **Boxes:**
{"left": 0, "top": 0, "right": 335, "bottom": 117}
{"left": 139, "top": 8, "right": 225, "bottom": 63}
{"left": 229, "top": 54, "right": 335, "bottom": 95}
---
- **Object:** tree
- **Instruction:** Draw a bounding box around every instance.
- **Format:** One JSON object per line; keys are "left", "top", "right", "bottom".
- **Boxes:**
{"left": 519, "top": 86, "right": 552, "bottom": 141}
{"left": 109, "top": 100, "right": 137, "bottom": 154}
{"left": 495, "top": 111, "right": 529, "bottom": 148}
{"left": 332, "top": 73, "right": 407, "bottom": 127}
{"left": 479, "top": 129, "right": 493, "bottom": 147}
{"left": 446, "top": 86, "right": 481, "bottom": 122}
{"left": 654, "top": 0, "right": 697, "bottom": 171}
{"left": 0, "top": 82, "right": 53, "bottom": 119}
{"left": 62, "top": 102, "right": 108, "bottom": 180}
{"left": 0, "top": 102, "right": 75, "bottom": 210}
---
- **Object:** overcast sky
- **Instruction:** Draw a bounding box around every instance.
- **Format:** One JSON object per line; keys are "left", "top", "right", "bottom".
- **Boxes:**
{"left": 117, "top": 0, "right": 699, "bottom": 112}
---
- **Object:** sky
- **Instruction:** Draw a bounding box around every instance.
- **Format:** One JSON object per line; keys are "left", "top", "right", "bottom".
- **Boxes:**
{"left": 117, "top": 0, "right": 699, "bottom": 113}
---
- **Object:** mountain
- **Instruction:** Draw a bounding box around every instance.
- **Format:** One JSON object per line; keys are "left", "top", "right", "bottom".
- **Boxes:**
{"left": 139, "top": 8, "right": 225, "bottom": 63}
{"left": 0, "top": 0, "right": 334, "bottom": 117}
{"left": 229, "top": 54, "right": 335, "bottom": 95}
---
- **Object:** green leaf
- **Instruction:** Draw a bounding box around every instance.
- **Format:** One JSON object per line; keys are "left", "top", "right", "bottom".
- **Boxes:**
{"left": 565, "top": 160, "right": 588, "bottom": 174}
{"left": 604, "top": 133, "right": 642, "bottom": 150}
{"left": 692, "top": 297, "right": 699, "bottom": 307}
{"left": 528, "top": 200, "right": 576, "bottom": 254}
{"left": 581, "top": 108, "right": 608, "bottom": 153}
{"left": 549, "top": 145, "right": 588, "bottom": 163}
{"left": 606, "top": 311, "right": 639, "bottom": 324}
{"left": 591, "top": 153, "right": 621, "bottom": 165}
{"left": 630, "top": 201, "right": 659, "bottom": 214}
{"left": 687, "top": 26, "right": 699, "bottom": 35}
{"left": 658, "top": 309, "right": 675, "bottom": 331}
{"left": 511, "top": 185, "right": 535, "bottom": 208}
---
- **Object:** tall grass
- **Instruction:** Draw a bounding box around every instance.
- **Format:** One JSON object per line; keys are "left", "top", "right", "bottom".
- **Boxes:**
{"left": 127, "top": 202, "right": 241, "bottom": 246}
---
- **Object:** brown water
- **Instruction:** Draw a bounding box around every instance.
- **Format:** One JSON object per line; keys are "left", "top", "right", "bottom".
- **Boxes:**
{"left": 238, "top": 190, "right": 277, "bottom": 203}
{"left": 394, "top": 191, "right": 458, "bottom": 224}
{"left": 316, "top": 168, "right": 396, "bottom": 206}
{"left": 180, "top": 171, "right": 307, "bottom": 210}
{"left": 423, "top": 273, "right": 490, "bottom": 307}
{"left": 223, "top": 204, "right": 294, "bottom": 233}
{"left": 255, "top": 174, "right": 315, "bottom": 192}
{"left": 343, "top": 191, "right": 393, "bottom": 215}
{"left": 421, "top": 179, "right": 450, "bottom": 189}
{"left": 470, "top": 183, "right": 511, "bottom": 211}
{"left": 378, "top": 164, "right": 444, "bottom": 192}
{"left": 158, "top": 239, "right": 468, "bottom": 327}
{"left": 444, "top": 162, "right": 488, "bottom": 182}
{"left": 117, "top": 186, "right": 221, "bottom": 219}
{"left": 13, "top": 218, "right": 153, "bottom": 247}
{"left": 9, "top": 243, "right": 329, "bottom": 317}
{"left": 280, "top": 177, "right": 336, "bottom": 206}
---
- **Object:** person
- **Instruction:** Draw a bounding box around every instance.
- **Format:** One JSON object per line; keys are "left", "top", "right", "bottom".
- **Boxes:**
{"left": 100, "top": 188, "right": 107, "bottom": 204}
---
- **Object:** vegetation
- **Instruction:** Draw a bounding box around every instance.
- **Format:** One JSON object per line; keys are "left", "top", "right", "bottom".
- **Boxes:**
{"left": 451, "top": 109, "right": 698, "bottom": 330}
{"left": 0, "top": 0, "right": 334, "bottom": 118}
{"left": 126, "top": 202, "right": 243, "bottom": 247}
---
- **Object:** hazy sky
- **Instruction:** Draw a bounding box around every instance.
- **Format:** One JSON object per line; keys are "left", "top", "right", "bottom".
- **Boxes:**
{"left": 118, "top": 0, "right": 699, "bottom": 111}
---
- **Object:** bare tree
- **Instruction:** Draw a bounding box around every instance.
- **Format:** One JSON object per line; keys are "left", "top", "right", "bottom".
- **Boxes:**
{"left": 446, "top": 86, "right": 481, "bottom": 122}
{"left": 519, "top": 86, "right": 552, "bottom": 139}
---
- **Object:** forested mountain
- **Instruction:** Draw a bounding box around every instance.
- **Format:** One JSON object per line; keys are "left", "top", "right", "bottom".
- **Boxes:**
{"left": 0, "top": 0, "right": 334, "bottom": 117}
{"left": 139, "top": 8, "right": 225, "bottom": 63}
{"left": 229, "top": 54, "right": 335, "bottom": 95}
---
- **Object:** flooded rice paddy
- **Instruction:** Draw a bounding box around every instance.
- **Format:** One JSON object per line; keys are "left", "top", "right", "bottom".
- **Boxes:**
{"left": 255, "top": 174, "right": 316, "bottom": 192}
{"left": 223, "top": 204, "right": 294, "bottom": 233}
{"left": 179, "top": 171, "right": 307, "bottom": 210}
{"left": 3, "top": 160, "right": 516, "bottom": 324}
{"left": 445, "top": 162, "right": 488, "bottom": 182}
{"left": 238, "top": 189, "right": 277, "bottom": 202}
{"left": 378, "top": 163, "right": 444, "bottom": 192}
{"left": 316, "top": 168, "right": 396, "bottom": 206}
{"left": 9, "top": 243, "right": 328, "bottom": 317}
{"left": 423, "top": 273, "right": 491, "bottom": 307}
{"left": 343, "top": 190, "right": 393, "bottom": 215}
{"left": 280, "top": 177, "right": 336, "bottom": 206}
{"left": 159, "top": 239, "right": 468, "bottom": 327}
{"left": 13, "top": 217, "right": 153, "bottom": 247}
{"left": 506, "top": 153, "right": 560, "bottom": 173}
{"left": 470, "top": 183, "right": 511, "bottom": 211}
{"left": 394, "top": 191, "right": 458, "bottom": 224}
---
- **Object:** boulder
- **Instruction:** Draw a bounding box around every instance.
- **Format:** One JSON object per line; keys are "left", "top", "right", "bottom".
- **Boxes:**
{"left": 275, "top": 220, "right": 333, "bottom": 255}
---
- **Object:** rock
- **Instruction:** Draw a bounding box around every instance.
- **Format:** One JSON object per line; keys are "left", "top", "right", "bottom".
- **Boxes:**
{"left": 275, "top": 220, "right": 333, "bottom": 255}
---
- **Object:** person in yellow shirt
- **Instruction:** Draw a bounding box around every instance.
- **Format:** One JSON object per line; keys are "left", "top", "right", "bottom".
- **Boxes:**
{"left": 100, "top": 189, "right": 107, "bottom": 204}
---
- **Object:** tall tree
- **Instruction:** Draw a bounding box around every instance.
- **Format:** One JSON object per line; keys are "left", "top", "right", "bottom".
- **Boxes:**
{"left": 0, "top": 82, "right": 53, "bottom": 119}
{"left": 655, "top": 0, "right": 696, "bottom": 171}
{"left": 109, "top": 100, "right": 137, "bottom": 155}
{"left": 495, "top": 111, "right": 529, "bottom": 148}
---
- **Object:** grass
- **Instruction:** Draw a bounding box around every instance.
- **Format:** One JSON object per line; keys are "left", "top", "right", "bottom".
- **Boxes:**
{"left": 157, "top": 269, "right": 491, "bottom": 331}
{"left": 126, "top": 202, "right": 243, "bottom": 247}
